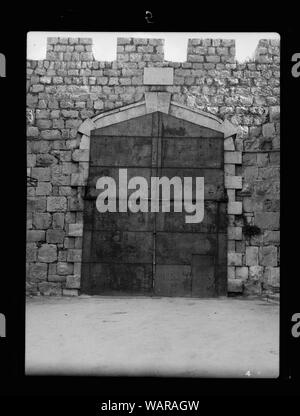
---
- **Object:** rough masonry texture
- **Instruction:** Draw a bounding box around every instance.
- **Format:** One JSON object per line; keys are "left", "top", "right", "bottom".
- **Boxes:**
{"left": 26, "top": 37, "right": 280, "bottom": 297}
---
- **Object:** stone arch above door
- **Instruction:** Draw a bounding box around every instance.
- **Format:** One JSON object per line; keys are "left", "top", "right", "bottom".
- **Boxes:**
{"left": 78, "top": 92, "right": 238, "bottom": 139}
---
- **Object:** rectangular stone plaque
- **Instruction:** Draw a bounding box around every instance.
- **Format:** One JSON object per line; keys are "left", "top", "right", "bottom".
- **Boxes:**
{"left": 143, "top": 67, "right": 174, "bottom": 85}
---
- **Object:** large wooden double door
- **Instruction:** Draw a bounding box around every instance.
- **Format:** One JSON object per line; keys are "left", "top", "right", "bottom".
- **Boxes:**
{"left": 81, "top": 112, "right": 227, "bottom": 297}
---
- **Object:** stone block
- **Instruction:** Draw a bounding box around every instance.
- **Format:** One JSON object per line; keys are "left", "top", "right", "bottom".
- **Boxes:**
{"left": 228, "top": 252, "right": 242, "bottom": 266}
{"left": 94, "top": 100, "right": 104, "bottom": 110}
{"left": 243, "top": 166, "right": 258, "bottom": 182}
{"left": 28, "top": 262, "right": 48, "bottom": 282}
{"left": 68, "top": 196, "right": 84, "bottom": 211}
{"left": 245, "top": 246, "right": 259, "bottom": 266}
{"left": 35, "top": 110, "right": 52, "bottom": 120}
{"left": 257, "top": 153, "right": 269, "bottom": 167}
{"left": 228, "top": 240, "right": 235, "bottom": 251}
{"left": 227, "top": 266, "right": 235, "bottom": 280}
{"left": 263, "top": 198, "right": 280, "bottom": 212}
{"left": 57, "top": 262, "right": 74, "bottom": 276}
{"left": 51, "top": 171, "right": 71, "bottom": 186}
{"left": 26, "top": 282, "right": 39, "bottom": 296}
{"left": 36, "top": 154, "right": 57, "bottom": 167}
{"left": 258, "top": 166, "right": 280, "bottom": 181}
{"left": 33, "top": 213, "right": 52, "bottom": 229}
{"left": 235, "top": 267, "right": 248, "bottom": 281}
{"left": 243, "top": 153, "right": 257, "bottom": 166}
{"left": 228, "top": 202, "right": 242, "bottom": 215}
{"left": 59, "top": 186, "right": 73, "bottom": 196}
{"left": 263, "top": 230, "right": 280, "bottom": 245}
{"left": 224, "top": 137, "right": 235, "bottom": 151}
{"left": 228, "top": 226, "right": 242, "bottom": 240}
{"left": 38, "top": 282, "right": 62, "bottom": 296}
{"left": 46, "top": 229, "right": 65, "bottom": 244}
{"left": 143, "top": 67, "right": 173, "bottom": 85}
{"left": 64, "top": 240, "right": 75, "bottom": 252}
{"left": 30, "top": 141, "right": 51, "bottom": 154}
{"left": 36, "top": 119, "right": 52, "bottom": 129}
{"left": 62, "top": 289, "right": 79, "bottom": 296}
{"left": 264, "top": 267, "right": 280, "bottom": 287}
{"left": 27, "top": 154, "right": 36, "bottom": 168}
{"left": 262, "top": 123, "right": 275, "bottom": 138}
{"left": 243, "top": 197, "right": 263, "bottom": 213}
{"left": 31, "top": 167, "right": 51, "bottom": 182}
{"left": 79, "top": 38, "right": 93, "bottom": 45}
{"left": 96, "top": 77, "right": 108, "bottom": 85}
{"left": 224, "top": 164, "right": 235, "bottom": 176}
{"left": 66, "top": 275, "right": 81, "bottom": 289}
{"left": 254, "top": 212, "right": 280, "bottom": 230}
{"left": 27, "top": 197, "right": 47, "bottom": 213}
{"left": 35, "top": 182, "right": 52, "bottom": 196}
{"left": 73, "top": 263, "right": 82, "bottom": 276}
{"left": 71, "top": 173, "right": 86, "bottom": 186}
{"left": 72, "top": 149, "right": 90, "bottom": 162}
{"left": 224, "top": 151, "right": 242, "bottom": 164}
{"left": 74, "top": 237, "right": 83, "bottom": 249}
{"left": 225, "top": 175, "right": 242, "bottom": 189}
{"left": 228, "top": 278, "right": 243, "bottom": 293}
{"left": 243, "top": 280, "right": 262, "bottom": 296}
{"left": 39, "top": 77, "right": 52, "bottom": 84}
{"left": 27, "top": 126, "right": 39, "bottom": 138}
{"left": 52, "top": 213, "right": 65, "bottom": 229}
{"left": 65, "top": 119, "right": 81, "bottom": 129}
{"left": 47, "top": 196, "right": 67, "bottom": 212}
{"left": 68, "top": 223, "right": 83, "bottom": 237}
{"left": 37, "top": 244, "right": 57, "bottom": 263}
{"left": 47, "top": 37, "right": 59, "bottom": 45}
{"left": 269, "top": 106, "right": 280, "bottom": 122}
{"left": 270, "top": 152, "right": 280, "bottom": 165}
{"left": 27, "top": 230, "right": 46, "bottom": 242}
{"left": 79, "top": 135, "right": 90, "bottom": 150}
{"left": 40, "top": 130, "right": 62, "bottom": 140}
{"left": 67, "top": 249, "right": 82, "bottom": 262}
{"left": 206, "top": 55, "right": 220, "bottom": 63}
{"left": 249, "top": 265, "right": 264, "bottom": 280}
{"left": 226, "top": 189, "right": 235, "bottom": 202}
{"left": 26, "top": 243, "right": 38, "bottom": 262}
{"left": 58, "top": 249, "right": 68, "bottom": 262}
{"left": 48, "top": 264, "right": 57, "bottom": 275}
{"left": 259, "top": 246, "right": 277, "bottom": 266}
{"left": 48, "top": 275, "right": 66, "bottom": 282}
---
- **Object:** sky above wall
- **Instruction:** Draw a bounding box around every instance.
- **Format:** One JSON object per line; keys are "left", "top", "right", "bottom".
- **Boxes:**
{"left": 27, "top": 32, "right": 280, "bottom": 63}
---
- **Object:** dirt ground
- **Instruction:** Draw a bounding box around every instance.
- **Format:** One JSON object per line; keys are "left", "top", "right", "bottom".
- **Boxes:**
{"left": 25, "top": 296, "right": 279, "bottom": 378}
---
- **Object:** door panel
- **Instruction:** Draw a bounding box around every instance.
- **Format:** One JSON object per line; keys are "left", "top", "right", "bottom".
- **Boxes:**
{"left": 92, "top": 209, "right": 155, "bottom": 232}
{"left": 86, "top": 167, "right": 152, "bottom": 199}
{"left": 191, "top": 255, "right": 215, "bottom": 297}
{"left": 162, "top": 137, "right": 223, "bottom": 168}
{"left": 91, "top": 112, "right": 156, "bottom": 137}
{"left": 90, "top": 136, "right": 152, "bottom": 167}
{"left": 90, "top": 230, "right": 153, "bottom": 263}
{"left": 155, "top": 201, "right": 219, "bottom": 233}
{"left": 155, "top": 233, "right": 217, "bottom": 265}
{"left": 155, "top": 265, "right": 191, "bottom": 297}
{"left": 158, "top": 168, "right": 224, "bottom": 201}
{"left": 82, "top": 263, "right": 153, "bottom": 294}
{"left": 160, "top": 112, "right": 224, "bottom": 138}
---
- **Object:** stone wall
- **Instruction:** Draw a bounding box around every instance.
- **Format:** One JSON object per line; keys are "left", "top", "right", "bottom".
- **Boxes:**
{"left": 26, "top": 36, "right": 280, "bottom": 297}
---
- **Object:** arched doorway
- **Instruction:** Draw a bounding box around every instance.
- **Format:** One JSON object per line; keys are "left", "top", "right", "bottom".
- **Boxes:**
{"left": 79, "top": 94, "right": 238, "bottom": 297}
